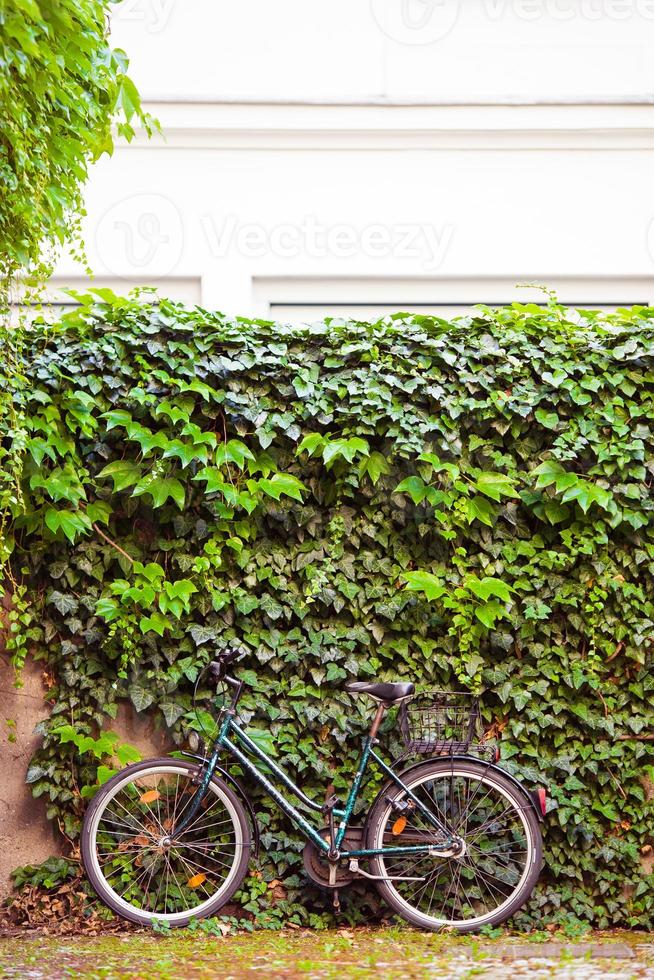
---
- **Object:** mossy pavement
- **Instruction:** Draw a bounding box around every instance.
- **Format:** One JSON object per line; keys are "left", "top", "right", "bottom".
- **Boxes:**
{"left": 1, "top": 927, "right": 654, "bottom": 979}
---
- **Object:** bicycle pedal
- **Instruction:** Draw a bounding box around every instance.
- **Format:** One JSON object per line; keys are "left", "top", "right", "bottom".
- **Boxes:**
{"left": 332, "top": 889, "right": 341, "bottom": 913}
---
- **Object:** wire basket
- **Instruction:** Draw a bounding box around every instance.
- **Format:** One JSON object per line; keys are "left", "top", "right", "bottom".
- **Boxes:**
{"left": 399, "top": 691, "right": 479, "bottom": 755}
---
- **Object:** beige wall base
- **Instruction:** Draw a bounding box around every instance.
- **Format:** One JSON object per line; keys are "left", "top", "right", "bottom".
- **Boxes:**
{"left": 0, "top": 656, "right": 63, "bottom": 899}
{"left": 0, "top": 654, "right": 170, "bottom": 901}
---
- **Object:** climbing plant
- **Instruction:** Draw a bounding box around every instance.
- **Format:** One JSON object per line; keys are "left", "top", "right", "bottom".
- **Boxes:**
{"left": 3, "top": 292, "right": 654, "bottom": 928}
{"left": 0, "top": 0, "right": 154, "bottom": 577}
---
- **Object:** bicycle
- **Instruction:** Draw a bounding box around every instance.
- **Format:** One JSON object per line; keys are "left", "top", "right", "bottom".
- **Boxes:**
{"left": 82, "top": 650, "right": 545, "bottom": 932}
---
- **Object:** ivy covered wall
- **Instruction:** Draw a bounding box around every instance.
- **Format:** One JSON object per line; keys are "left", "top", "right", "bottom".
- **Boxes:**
{"left": 2, "top": 292, "right": 654, "bottom": 927}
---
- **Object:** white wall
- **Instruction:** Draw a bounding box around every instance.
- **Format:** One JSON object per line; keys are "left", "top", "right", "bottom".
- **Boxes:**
{"left": 53, "top": 1, "right": 654, "bottom": 318}
{"left": 109, "top": 0, "right": 654, "bottom": 102}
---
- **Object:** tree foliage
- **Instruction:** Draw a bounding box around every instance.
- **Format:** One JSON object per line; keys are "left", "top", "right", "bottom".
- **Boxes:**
{"left": 3, "top": 292, "right": 654, "bottom": 927}
{"left": 0, "top": 0, "right": 154, "bottom": 279}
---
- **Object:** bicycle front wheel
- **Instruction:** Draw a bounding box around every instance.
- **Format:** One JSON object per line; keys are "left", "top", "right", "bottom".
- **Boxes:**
{"left": 81, "top": 758, "right": 251, "bottom": 926}
{"left": 366, "top": 758, "right": 542, "bottom": 932}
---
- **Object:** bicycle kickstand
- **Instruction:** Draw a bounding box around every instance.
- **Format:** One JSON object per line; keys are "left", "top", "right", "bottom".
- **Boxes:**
{"left": 323, "top": 794, "right": 342, "bottom": 913}
{"left": 328, "top": 860, "right": 340, "bottom": 913}
{"left": 322, "top": 795, "right": 341, "bottom": 915}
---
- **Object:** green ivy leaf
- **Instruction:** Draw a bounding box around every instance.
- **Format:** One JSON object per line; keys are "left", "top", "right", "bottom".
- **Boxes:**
{"left": 474, "top": 600, "right": 508, "bottom": 629}
{"left": 162, "top": 439, "right": 209, "bottom": 468}
{"left": 132, "top": 476, "right": 185, "bottom": 509}
{"left": 395, "top": 476, "right": 428, "bottom": 503}
{"left": 257, "top": 474, "right": 307, "bottom": 502}
{"left": 85, "top": 501, "right": 112, "bottom": 525}
{"left": 535, "top": 408, "right": 560, "bottom": 430}
{"left": 115, "top": 742, "right": 141, "bottom": 766}
{"left": 44, "top": 507, "right": 91, "bottom": 542}
{"left": 473, "top": 472, "right": 520, "bottom": 502}
{"left": 466, "top": 577, "right": 515, "bottom": 603}
{"left": 359, "top": 451, "right": 392, "bottom": 486}
{"left": 160, "top": 702, "right": 185, "bottom": 728}
{"left": 139, "top": 612, "right": 172, "bottom": 636}
{"left": 31, "top": 467, "right": 86, "bottom": 506}
{"left": 323, "top": 437, "right": 369, "bottom": 467}
{"left": 129, "top": 683, "right": 155, "bottom": 713}
{"left": 403, "top": 571, "right": 446, "bottom": 601}
{"left": 100, "top": 410, "right": 133, "bottom": 432}
{"left": 96, "top": 460, "right": 143, "bottom": 492}
{"left": 542, "top": 369, "right": 567, "bottom": 388}
{"left": 593, "top": 802, "right": 619, "bottom": 822}
{"left": 297, "top": 433, "right": 325, "bottom": 457}
{"left": 215, "top": 440, "right": 256, "bottom": 469}
{"left": 46, "top": 591, "right": 79, "bottom": 616}
{"left": 154, "top": 399, "right": 192, "bottom": 426}
{"left": 466, "top": 496, "right": 496, "bottom": 526}
{"left": 194, "top": 468, "right": 233, "bottom": 495}
{"left": 245, "top": 727, "right": 278, "bottom": 757}
{"left": 96, "top": 597, "right": 120, "bottom": 622}
{"left": 189, "top": 625, "right": 217, "bottom": 646}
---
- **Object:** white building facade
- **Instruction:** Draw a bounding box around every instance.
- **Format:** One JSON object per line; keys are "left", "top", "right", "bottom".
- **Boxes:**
{"left": 53, "top": 0, "right": 654, "bottom": 320}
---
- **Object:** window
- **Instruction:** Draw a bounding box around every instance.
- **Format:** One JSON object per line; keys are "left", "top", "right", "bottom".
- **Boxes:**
{"left": 9, "top": 276, "right": 202, "bottom": 321}
{"left": 254, "top": 276, "right": 654, "bottom": 323}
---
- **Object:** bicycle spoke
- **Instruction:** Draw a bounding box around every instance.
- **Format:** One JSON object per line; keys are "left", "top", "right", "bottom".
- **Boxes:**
{"left": 165, "top": 855, "right": 191, "bottom": 911}
{"left": 98, "top": 826, "right": 152, "bottom": 846}
{"left": 119, "top": 859, "right": 153, "bottom": 901}
{"left": 438, "top": 860, "right": 460, "bottom": 920}
{"left": 464, "top": 807, "right": 522, "bottom": 845}
{"left": 163, "top": 851, "right": 170, "bottom": 912}
{"left": 463, "top": 857, "right": 513, "bottom": 906}
{"left": 97, "top": 846, "right": 151, "bottom": 861}
{"left": 107, "top": 797, "right": 154, "bottom": 838}
{"left": 88, "top": 764, "right": 244, "bottom": 921}
{"left": 451, "top": 777, "right": 497, "bottom": 835}
{"left": 375, "top": 766, "right": 536, "bottom": 927}
{"left": 171, "top": 842, "right": 236, "bottom": 872}
{"left": 102, "top": 800, "right": 147, "bottom": 834}
{"left": 464, "top": 856, "right": 494, "bottom": 916}
{"left": 424, "top": 865, "right": 442, "bottom": 918}
{"left": 169, "top": 779, "right": 210, "bottom": 831}
{"left": 141, "top": 848, "right": 162, "bottom": 909}
{"left": 171, "top": 851, "right": 217, "bottom": 902}
{"left": 177, "top": 813, "right": 234, "bottom": 838}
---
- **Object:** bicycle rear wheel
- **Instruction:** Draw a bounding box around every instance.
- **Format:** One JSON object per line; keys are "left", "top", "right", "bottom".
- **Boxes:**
{"left": 81, "top": 758, "right": 251, "bottom": 926}
{"left": 366, "top": 758, "right": 542, "bottom": 932}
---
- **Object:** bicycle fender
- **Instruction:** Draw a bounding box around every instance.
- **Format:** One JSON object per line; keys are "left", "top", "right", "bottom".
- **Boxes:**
{"left": 367, "top": 754, "right": 545, "bottom": 829}
{"left": 180, "top": 752, "right": 261, "bottom": 856}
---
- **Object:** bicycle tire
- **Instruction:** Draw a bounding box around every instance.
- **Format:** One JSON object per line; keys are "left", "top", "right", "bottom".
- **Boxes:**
{"left": 81, "top": 757, "right": 251, "bottom": 926}
{"left": 365, "top": 757, "right": 542, "bottom": 932}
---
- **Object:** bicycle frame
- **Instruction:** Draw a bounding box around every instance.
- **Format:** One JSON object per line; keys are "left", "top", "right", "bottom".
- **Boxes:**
{"left": 175, "top": 705, "right": 458, "bottom": 860}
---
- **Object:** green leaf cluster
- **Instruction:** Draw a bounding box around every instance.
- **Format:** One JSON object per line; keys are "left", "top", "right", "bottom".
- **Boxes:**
{"left": 0, "top": 1, "right": 156, "bottom": 278}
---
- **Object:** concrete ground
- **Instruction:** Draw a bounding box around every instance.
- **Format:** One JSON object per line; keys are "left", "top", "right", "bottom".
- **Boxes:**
{"left": 1, "top": 927, "right": 653, "bottom": 979}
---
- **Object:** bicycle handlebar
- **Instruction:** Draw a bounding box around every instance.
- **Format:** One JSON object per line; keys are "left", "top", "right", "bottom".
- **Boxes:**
{"left": 207, "top": 649, "right": 240, "bottom": 686}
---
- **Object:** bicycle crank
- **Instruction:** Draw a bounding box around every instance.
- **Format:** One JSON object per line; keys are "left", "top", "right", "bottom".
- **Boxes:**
{"left": 302, "top": 826, "right": 363, "bottom": 889}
